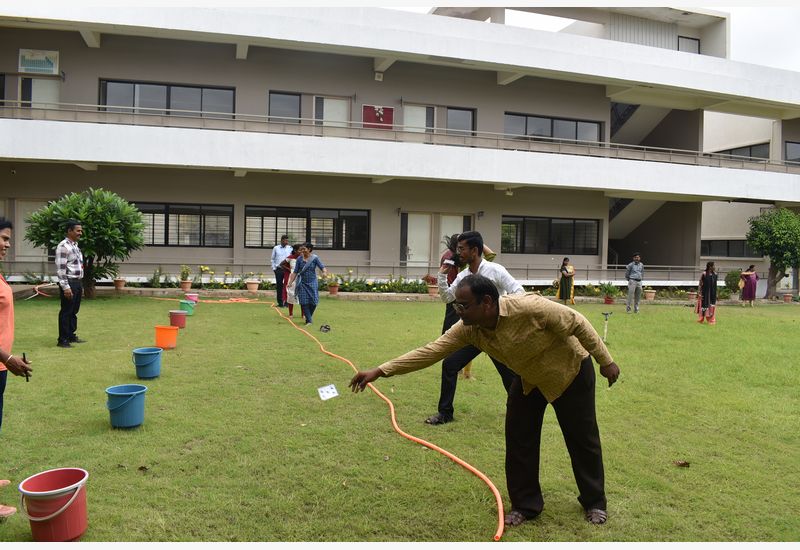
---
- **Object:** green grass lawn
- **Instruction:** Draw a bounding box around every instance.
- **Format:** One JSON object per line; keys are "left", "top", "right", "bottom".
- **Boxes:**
{"left": 1, "top": 294, "right": 798, "bottom": 541}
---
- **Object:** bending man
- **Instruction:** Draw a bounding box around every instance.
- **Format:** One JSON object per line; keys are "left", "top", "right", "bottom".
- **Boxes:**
{"left": 350, "top": 274, "right": 620, "bottom": 526}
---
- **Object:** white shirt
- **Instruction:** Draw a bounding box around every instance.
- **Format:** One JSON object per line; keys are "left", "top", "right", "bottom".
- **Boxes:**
{"left": 270, "top": 244, "right": 292, "bottom": 270}
{"left": 437, "top": 258, "right": 524, "bottom": 303}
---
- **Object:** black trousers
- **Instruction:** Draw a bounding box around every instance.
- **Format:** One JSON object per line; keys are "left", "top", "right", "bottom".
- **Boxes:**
{"left": 505, "top": 356, "right": 606, "bottom": 517}
{"left": 0, "top": 369, "right": 6, "bottom": 432}
{"left": 437, "top": 303, "right": 517, "bottom": 418}
{"left": 274, "top": 268, "right": 286, "bottom": 306}
{"left": 58, "top": 279, "right": 82, "bottom": 344}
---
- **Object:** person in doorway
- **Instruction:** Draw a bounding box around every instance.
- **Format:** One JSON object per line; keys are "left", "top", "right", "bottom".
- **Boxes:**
{"left": 350, "top": 274, "right": 620, "bottom": 526}
{"left": 424, "top": 231, "right": 524, "bottom": 425}
{"left": 740, "top": 265, "right": 758, "bottom": 307}
{"left": 55, "top": 219, "right": 85, "bottom": 348}
{"left": 624, "top": 253, "right": 644, "bottom": 314}
{"left": 557, "top": 257, "right": 576, "bottom": 305}
{"left": 697, "top": 261, "right": 718, "bottom": 324}
{"left": 270, "top": 235, "right": 292, "bottom": 308}
{"left": 287, "top": 243, "right": 328, "bottom": 326}
{"left": 0, "top": 218, "right": 34, "bottom": 518}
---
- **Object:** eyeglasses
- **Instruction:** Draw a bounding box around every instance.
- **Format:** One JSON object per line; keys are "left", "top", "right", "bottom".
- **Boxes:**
{"left": 452, "top": 301, "right": 475, "bottom": 314}
{"left": 456, "top": 245, "right": 472, "bottom": 253}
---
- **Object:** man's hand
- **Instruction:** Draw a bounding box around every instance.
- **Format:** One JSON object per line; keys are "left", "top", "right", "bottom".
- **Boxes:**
{"left": 349, "top": 368, "right": 384, "bottom": 392}
{"left": 599, "top": 362, "right": 620, "bottom": 387}
{"left": 5, "top": 355, "right": 32, "bottom": 378}
{"left": 64, "top": 287, "right": 73, "bottom": 299}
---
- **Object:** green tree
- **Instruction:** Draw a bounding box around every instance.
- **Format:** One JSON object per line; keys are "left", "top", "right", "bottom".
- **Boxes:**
{"left": 25, "top": 188, "right": 145, "bottom": 298}
{"left": 746, "top": 207, "right": 800, "bottom": 299}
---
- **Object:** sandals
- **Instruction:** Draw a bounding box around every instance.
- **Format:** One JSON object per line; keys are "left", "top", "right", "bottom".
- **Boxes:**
{"left": 504, "top": 510, "right": 530, "bottom": 526}
{"left": 424, "top": 413, "right": 453, "bottom": 425}
{"left": 585, "top": 508, "right": 608, "bottom": 525}
{"left": 0, "top": 480, "right": 10, "bottom": 488}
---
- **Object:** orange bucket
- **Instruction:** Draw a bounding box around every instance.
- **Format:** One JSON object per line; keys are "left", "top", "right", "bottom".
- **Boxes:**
{"left": 155, "top": 325, "right": 178, "bottom": 349}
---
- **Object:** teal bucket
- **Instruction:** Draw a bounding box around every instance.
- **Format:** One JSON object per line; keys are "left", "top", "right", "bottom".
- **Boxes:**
{"left": 105, "top": 384, "right": 147, "bottom": 428}
{"left": 132, "top": 347, "right": 163, "bottom": 379}
{"left": 179, "top": 300, "right": 195, "bottom": 316}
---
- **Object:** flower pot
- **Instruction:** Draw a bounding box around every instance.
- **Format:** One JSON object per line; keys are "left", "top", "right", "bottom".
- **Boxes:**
{"left": 327, "top": 284, "right": 339, "bottom": 296}
{"left": 603, "top": 295, "right": 614, "bottom": 305}
{"left": 427, "top": 284, "right": 439, "bottom": 296}
{"left": 179, "top": 280, "right": 192, "bottom": 291}
{"left": 643, "top": 289, "right": 656, "bottom": 300}
{"left": 687, "top": 291, "right": 697, "bottom": 302}
{"left": 245, "top": 280, "right": 260, "bottom": 293}
{"left": 113, "top": 278, "right": 126, "bottom": 290}
{"left": 783, "top": 293, "right": 794, "bottom": 303}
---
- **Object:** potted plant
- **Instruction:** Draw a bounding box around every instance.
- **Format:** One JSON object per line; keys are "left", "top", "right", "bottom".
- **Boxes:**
{"left": 113, "top": 271, "right": 126, "bottom": 290}
{"left": 179, "top": 265, "right": 192, "bottom": 291}
{"left": 643, "top": 286, "right": 656, "bottom": 300}
{"left": 325, "top": 274, "right": 341, "bottom": 295}
{"left": 687, "top": 289, "right": 698, "bottom": 302}
{"left": 422, "top": 274, "right": 439, "bottom": 296}
{"left": 598, "top": 282, "right": 617, "bottom": 304}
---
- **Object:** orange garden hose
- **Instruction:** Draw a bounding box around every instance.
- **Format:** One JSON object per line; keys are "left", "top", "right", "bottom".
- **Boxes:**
{"left": 269, "top": 302, "right": 506, "bottom": 541}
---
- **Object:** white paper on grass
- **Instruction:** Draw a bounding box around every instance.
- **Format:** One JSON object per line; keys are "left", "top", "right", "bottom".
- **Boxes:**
{"left": 317, "top": 384, "right": 339, "bottom": 401}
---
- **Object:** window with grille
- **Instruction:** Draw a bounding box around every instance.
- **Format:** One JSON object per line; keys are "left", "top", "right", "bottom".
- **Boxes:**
{"left": 700, "top": 240, "right": 761, "bottom": 258}
{"left": 504, "top": 112, "right": 601, "bottom": 143}
{"left": 135, "top": 202, "right": 233, "bottom": 247}
{"left": 245, "top": 206, "right": 369, "bottom": 250}
{"left": 501, "top": 216, "right": 599, "bottom": 255}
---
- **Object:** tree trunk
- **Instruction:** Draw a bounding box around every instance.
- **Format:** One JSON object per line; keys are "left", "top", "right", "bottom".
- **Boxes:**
{"left": 765, "top": 263, "right": 786, "bottom": 299}
{"left": 83, "top": 256, "right": 96, "bottom": 299}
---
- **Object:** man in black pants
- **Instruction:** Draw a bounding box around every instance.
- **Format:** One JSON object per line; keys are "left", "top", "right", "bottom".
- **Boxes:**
{"left": 426, "top": 231, "right": 524, "bottom": 425}
{"left": 55, "top": 220, "right": 85, "bottom": 348}
{"left": 270, "top": 235, "right": 292, "bottom": 307}
{"left": 350, "top": 275, "right": 621, "bottom": 526}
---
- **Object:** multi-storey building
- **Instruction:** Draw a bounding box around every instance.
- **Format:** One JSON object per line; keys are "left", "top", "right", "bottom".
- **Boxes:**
{"left": 1, "top": 6, "right": 799, "bottom": 284}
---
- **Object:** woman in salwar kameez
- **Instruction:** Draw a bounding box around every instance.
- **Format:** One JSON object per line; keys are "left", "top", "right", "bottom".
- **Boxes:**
{"left": 557, "top": 257, "right": 576, "bottom": 305}
{"left": 696, "top": 261, "right": 718, "bottom": 324}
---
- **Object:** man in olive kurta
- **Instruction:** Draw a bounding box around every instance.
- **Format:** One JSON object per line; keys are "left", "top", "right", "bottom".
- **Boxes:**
{"left": 350, "top": 274, "right": 620, "bottom": 526}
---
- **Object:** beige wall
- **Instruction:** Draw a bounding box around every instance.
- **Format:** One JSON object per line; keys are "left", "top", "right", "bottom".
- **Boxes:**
{"left": 0, "top": 161, "right": 609, "bottom": 277}
{"left": 610, "top": 201, "right": 701, "bottom": 266}
{"left": 0, "top": 28, "right": 610, "bottom": 136}
{"left": 641, "top": 109, "right": 703, "bottom": 150}
{"left": 703, "top": 112, "right": 772, "bottom": 152}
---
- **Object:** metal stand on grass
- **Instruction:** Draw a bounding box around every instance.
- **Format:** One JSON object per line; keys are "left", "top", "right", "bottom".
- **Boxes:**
{"left": 601, "top": 312, "right": 612, "bottom": 343}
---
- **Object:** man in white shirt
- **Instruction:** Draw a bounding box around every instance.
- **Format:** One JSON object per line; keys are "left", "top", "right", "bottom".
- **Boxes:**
{"left": 270, "top": 235, "right": 292, "bottom": 307}
{"left": 425, "top": 230, "right": 525, "bottom": 425}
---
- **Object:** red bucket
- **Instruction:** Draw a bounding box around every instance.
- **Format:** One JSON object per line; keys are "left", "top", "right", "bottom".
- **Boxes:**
{"left": 18, "top": 467, "right": 89, "bottom": 542}
{"left": 169, "top": 309, "right": 187, "bottom": 329}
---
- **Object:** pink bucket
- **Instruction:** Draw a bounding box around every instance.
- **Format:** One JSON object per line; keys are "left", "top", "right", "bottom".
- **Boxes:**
{"left": 184, "top": 293, "right": 199, "bottom": 303}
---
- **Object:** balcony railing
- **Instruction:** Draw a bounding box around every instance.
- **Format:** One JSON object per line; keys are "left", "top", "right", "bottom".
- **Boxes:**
{"left": 3, "top": 100, "right": 800, "bottom": 175}
{"left": 0, "top": 258, "right": 728, "bottom": 288}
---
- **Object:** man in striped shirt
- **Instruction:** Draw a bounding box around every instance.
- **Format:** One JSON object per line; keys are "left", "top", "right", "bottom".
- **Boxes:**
{"left": 55, "top": 220, "right": 85, "bottom": 348}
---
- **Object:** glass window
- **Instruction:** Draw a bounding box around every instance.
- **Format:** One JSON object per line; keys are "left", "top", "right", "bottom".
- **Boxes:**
{"left": 170, "top": 86, "right": 202, "bottom": 116}
{"left": 786, "top": 141, "right": 800, "bottom": 163}
{"left": 103, "top": 81, "right": 134, "bottom": 112}
{"left": 577, "top": 121, "right": 600, "bottom": 142}
{"left": 202, "top": 88, "right": 234, "bottom": 118}
{"left": 501, "top": 218, "right": 523, "bottom": 253}
{"left": 404, "top": 105, "right": 434, "bottom": 133}
{"left": 709, "top": 240, "right": 727, "bottom": 256}
{"left": 269, "top": 92, "right": 301, "bottom": 123}
{"left": 446, "top": 107, "right": 475, "bottom": 136}
{"left": 315, "top": 96, "right": 349, "bottom": 127}
{"left": 678, "top": 36, "right": 700, "bottom": 54}
{"left": 504, "top": 114, "right": 526, "bottom": 136}
{"left": 502, "top": 216, "right": 599, "bottom": 255}
{"left": 553, "top": 119, "right": 576, "bottom": 141}
{"left": 750, "top": 143, "right": 770, "bottom": 159}
{"left": 134, "top": 84, "right": 167, "bottom": 115}
{"left": 527, "top": 116, "right": 551, "bottom": 137}
{"left": 135, "top": 203, "right": 232, "bottom": 247}
{"left": 245, "top": 206, "right": 369, "bottom": 250}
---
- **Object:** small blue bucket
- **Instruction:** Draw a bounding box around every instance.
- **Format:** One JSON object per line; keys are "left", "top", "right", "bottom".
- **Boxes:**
{"left": 179, "top": 300, "right": 195, "bottom": 316}
{"left": 132, "top": 347, "right": 163, "bottom": 379}
{"left": 105, "top": 384, "right": 148, "bottom": 428}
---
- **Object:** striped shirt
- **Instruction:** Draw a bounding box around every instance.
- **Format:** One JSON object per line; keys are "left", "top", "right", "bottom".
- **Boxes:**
{"left": 55, "top": 237, "right": 84, "bottom": 290}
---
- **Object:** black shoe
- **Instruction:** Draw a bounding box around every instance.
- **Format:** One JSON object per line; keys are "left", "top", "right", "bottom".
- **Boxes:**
{"left": 57, "top": 341, "right": 72, "bottom": 348}
{"left": 424, "top": 413, "right": 453, "bottom": 425}
{"left": 69, "top": 337, "right": 87, "bottom": 344}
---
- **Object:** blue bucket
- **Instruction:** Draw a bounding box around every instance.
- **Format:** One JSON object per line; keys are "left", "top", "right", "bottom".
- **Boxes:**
{"left": 179, "top": 300, "right": 195, "bottom": 316}
{"left": 105, "top": 384, "right": 148, "bottom": 428}
{"left": 132, "top": 347, "right": 163, "bottom": 379}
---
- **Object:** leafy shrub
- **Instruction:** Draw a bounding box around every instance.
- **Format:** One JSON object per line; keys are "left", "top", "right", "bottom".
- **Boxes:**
{"left": 724, "top": 269, "right": 742, "bottom": 293}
